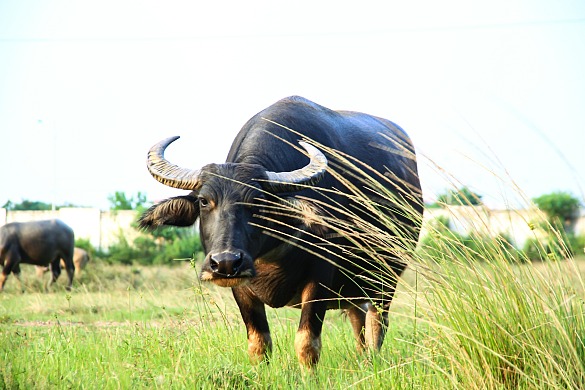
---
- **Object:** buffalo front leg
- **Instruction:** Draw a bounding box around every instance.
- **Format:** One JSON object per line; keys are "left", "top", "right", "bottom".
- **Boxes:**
{"left": 48, "top": 257, "right": 62, "bottom": 290}
{"left": 232, "top": 287, "right": 272, "bottom": 363}
{"left": 295, "top": 281, "right": 328, "bottom": 367}
{"left": 12, "top": 264, "right": 25, "bottom": 293}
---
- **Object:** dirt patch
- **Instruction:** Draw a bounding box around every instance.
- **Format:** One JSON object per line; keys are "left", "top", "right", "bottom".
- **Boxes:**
{"left": 11, "top": 319, "right": 201, "bottom": 328}
{"left": 14, "top": 320, "right": 127, "bottom": 327}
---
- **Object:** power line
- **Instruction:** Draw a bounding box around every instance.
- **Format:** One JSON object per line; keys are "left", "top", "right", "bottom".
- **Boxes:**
{"left": 0, "top": 17, "right": 584, "bottom": 43}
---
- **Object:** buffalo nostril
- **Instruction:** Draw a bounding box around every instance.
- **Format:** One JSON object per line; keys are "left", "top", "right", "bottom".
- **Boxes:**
{"left": 209, "top": 256, "right": 220, "bottom": 272}
{"left": 210, "top": 252, "right": 243, "bottom": 276}
{"left": 231, "top": 254, "right": 243, "bottom": 273}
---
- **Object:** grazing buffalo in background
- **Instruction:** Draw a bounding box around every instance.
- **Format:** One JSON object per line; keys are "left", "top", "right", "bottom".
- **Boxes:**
{"left": 36, "top": 247, "right": 90, "bottom": 278}
{"left": 0, "top": 219, "right": 75, "bottom": 291}
{"left": 139, "top": 96, "right": 423, "bottom": 366}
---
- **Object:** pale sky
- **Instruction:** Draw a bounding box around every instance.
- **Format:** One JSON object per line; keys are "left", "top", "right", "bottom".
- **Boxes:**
{"left": 1, "top": 1, "right": 584, "bottom": 210}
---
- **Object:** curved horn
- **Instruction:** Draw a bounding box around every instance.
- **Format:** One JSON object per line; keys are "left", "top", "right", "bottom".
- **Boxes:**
{"left": 264, "top": 141, "right": 328, "bottom": 193}
{"left": 146, "top": 136, "right": 201, "bottom": 190}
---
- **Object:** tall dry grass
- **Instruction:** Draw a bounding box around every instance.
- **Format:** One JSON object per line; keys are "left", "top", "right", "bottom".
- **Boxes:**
{"left": 262, "top": 133, "right": 585, "bottom": 388}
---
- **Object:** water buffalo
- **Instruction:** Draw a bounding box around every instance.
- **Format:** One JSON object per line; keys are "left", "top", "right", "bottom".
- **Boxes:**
{"left": 0, "top": 219, "right": 75, "bottom": 291}
{"left": 139, "top": 96, "right": 423, "bottom": 366}
{"left": 35, "top": 247, "right": 90, "bottom": 278}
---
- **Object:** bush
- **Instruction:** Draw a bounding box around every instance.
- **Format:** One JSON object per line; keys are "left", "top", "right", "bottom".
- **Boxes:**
{"left": 522, "top": 232, "right": 585, "bottom": 262}
{"left": 99, "top": 229, "right": 203, "bottom": 266}
{"left": 533, "top": 191, "right": 582, "bottom": 232}
{"left": 522, "top": 237, "right": 563, "bottom": 262}
{"left": 464, "top": 232, "right": 520, "bottom": 263}
{"left": 100, "top": 235, "right": 136, "bottom": 265}
{"left": 74, "top": 237, "right": 96, "bottom": 258}
{"left": 436, "top": 186, "right": 483, "bottom": 206}
{"left": 568, "top": 234, "right": 585, "bottom": 258}
{"left": 418, "top": 228, "right": 465, "bottom": 263}
{"left": 419, "top": 218, "right": 520, "bottom": 264}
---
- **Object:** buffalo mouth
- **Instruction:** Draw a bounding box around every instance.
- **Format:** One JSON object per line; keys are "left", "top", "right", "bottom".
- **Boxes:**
{"left": 199, "top": 269, "right": 254, "bottom": 288}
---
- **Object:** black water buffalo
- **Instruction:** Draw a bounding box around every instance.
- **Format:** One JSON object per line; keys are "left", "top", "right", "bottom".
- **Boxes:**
{"left": 139, "top": 96, "right": 423, "bottom": 366}
{"left": 0, "top": 219, "right": 75, "bottom": 291}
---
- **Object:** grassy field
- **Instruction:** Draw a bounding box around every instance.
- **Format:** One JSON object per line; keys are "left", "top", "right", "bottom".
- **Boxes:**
{"left": 0, "top": 261, "right": 424, "bottom": 389}
{"left": 1, "top": 253, "right": 585, "bottom": 389}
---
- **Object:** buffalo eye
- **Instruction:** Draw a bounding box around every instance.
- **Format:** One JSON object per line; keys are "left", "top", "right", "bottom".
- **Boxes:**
{"left": 198, "top": 196, "right": 211, "bottom": 208}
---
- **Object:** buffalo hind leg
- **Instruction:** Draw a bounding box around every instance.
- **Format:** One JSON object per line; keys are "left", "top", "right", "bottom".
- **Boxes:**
{"left": 0, "top": 246, "right": 21, "bottom": 291}
{"left": 363, "top": 264, "right": 404, "bottom": 351}
{"left": 232, "top": 287, "right": 272, "bottom": 363}
{"left": 295, "top": 280, "right": 327, "bottom": 367}
{"left": 347, "top": 304, "right": 367, "bottom": 351}
{"left": 365, "top": 302, "right": 389, "bottom": 351}
{"left": 347, "top": 302, "right": 390, "bottom": 352}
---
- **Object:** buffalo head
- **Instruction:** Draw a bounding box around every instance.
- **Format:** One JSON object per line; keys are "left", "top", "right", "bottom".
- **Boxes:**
{"left": 139, "top": 136, "right": 328, "bottom": 287}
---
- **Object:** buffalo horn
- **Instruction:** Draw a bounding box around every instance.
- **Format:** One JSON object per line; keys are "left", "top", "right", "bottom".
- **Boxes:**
{"left": 146, "top": 136, "right": 201, "bottom": 190}
{"left": 264, "top": 141, "right": 328, "bottom": 193}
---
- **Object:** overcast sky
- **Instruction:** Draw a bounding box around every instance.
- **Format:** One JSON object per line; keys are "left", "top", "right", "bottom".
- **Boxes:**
{"left": 0, "top": 1, "right": 584, "bottom": 210}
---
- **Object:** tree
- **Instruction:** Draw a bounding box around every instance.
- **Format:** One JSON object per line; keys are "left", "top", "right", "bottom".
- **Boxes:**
{"left": 107, "top": 191, "right": 147, "bottom": 210}
{"left": 2, "top": 199, "right": 53, "bottom": 210}
{"left": 2, "top": 199, "right": 83, "bottom": 210}
{"left": 436, "top": 187, "right": 483, "bottom": 207}
{"left": 533, "top": 191, "right": 582, "bottom": 232}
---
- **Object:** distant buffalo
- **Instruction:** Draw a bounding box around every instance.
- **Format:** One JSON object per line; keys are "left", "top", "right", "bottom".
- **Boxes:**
{"left": 36, "top": 247, "right": 90, "bottom": 278}
{"left": 0, "top": 219, "right": 75, "bottom": 291}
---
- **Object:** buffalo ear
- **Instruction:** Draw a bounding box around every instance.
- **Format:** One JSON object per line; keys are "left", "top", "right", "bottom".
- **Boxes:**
{"left": 138, "top": 195, "right": 199, "bottom": 230}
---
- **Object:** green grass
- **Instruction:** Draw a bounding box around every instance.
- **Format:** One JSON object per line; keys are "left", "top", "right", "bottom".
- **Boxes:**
{"left": 0, "top": 262, "right": 432, "bottom": 389}
{"left": 2, "top": 255, "right": 585, "bottom": 388}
